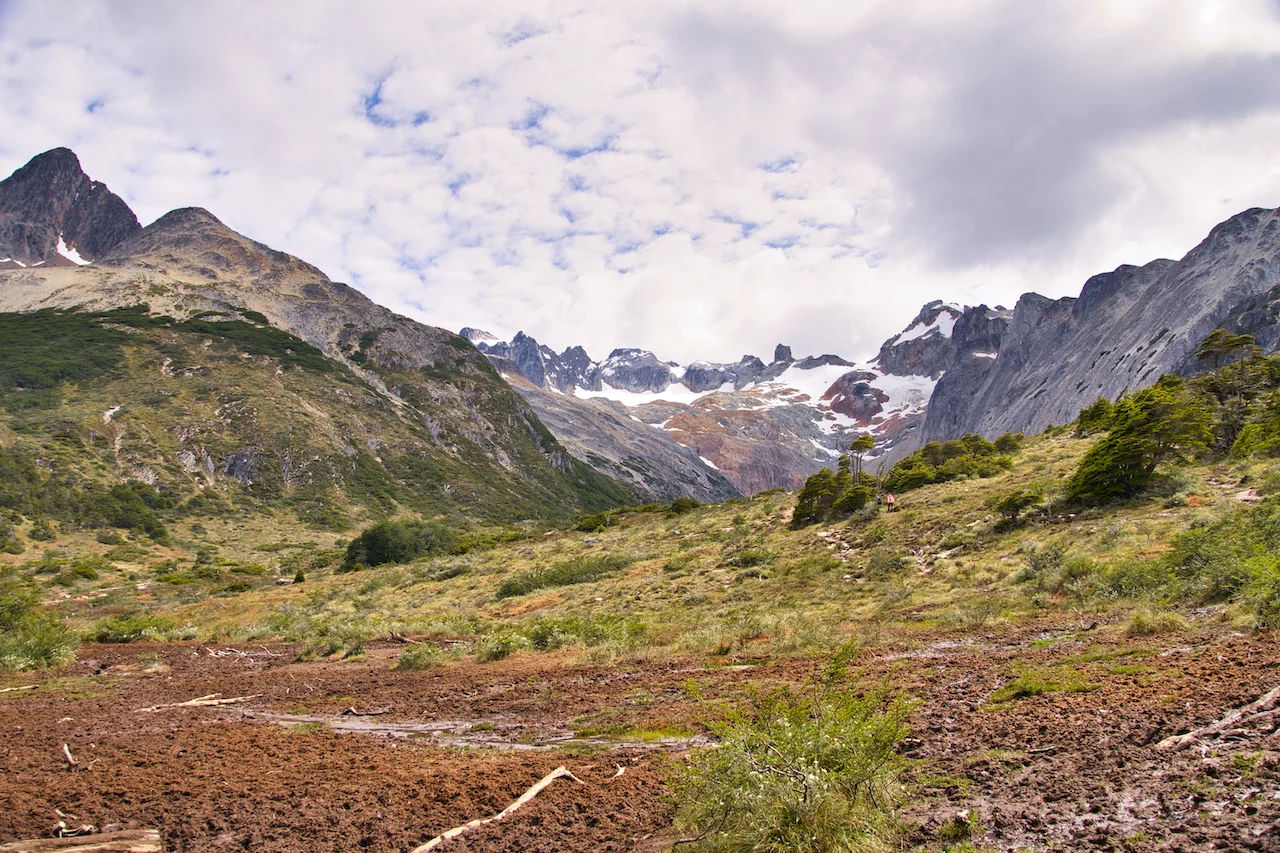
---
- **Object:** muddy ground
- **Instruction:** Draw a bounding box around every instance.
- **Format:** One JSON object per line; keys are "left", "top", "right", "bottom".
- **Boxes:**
{"left": 1, "top": 619, "right": 1278, "bottom": 852}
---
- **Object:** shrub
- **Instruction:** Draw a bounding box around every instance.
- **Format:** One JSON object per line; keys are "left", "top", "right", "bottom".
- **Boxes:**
{"left": 668, "top": 497, "right": 701, "bottom": 515}
{"left": 0, "top": 568, "right": 75, "bottom": 670}
{"left": 475, "top": 631, "right": 526, "bottom": 662}
{"left": 342, "top": 518, "right": 459, "bottom": 570}
{"left": 393, "top": 643, "right": 443, "bottom": 670}
{"left": 670, "top": 644, "right": 910, "bottom": 853}
{"left": 1125, "top": 607, "right": 1190, "bottom": 637}
{"left": 495, "top": 554, "right": 632, "bottom": 599}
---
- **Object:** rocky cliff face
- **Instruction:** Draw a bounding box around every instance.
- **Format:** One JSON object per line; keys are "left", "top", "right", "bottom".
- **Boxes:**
{"left": 0, "top": 147, "right": 139, "bottom": 266}
{"left": 922, "top": 207, "right": 1280, "bottom": 441}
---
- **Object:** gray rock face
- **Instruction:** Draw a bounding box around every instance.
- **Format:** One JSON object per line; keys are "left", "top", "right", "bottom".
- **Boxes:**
{"left": 598, "top": 348, "right": 677, "bottom": 393}
{"left": 0, "top": 148, "right": 140, "bottom": 265}
{"left": 876, "top": 301, "right": 964, "bottom": 378}
{"left": 499, "top": 371, "right": 741, "bottom": 503}
{"left": 922, "top": 207, "right": 1280, "bottom": 441}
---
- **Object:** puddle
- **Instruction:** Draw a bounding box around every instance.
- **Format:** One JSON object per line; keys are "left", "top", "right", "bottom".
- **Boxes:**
{"left": 245, "top": 711, "right": 708, "bottom": 752}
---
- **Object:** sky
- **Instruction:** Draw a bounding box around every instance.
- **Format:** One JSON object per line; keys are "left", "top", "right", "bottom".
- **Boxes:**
{"left": 1, "top": 0, "right": 1279, "bottom": 364}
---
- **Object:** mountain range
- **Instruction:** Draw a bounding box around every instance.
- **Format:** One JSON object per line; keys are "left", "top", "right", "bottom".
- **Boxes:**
{"left": 1, "top": 146, "right": 1278, "bottom": 512}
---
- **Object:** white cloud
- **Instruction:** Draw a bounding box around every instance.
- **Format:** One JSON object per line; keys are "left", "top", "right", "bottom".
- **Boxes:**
{"left": 0, "top": 0, "right": 1278, "bottom": 364}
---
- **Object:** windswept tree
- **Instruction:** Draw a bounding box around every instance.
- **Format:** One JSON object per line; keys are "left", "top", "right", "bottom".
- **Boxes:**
{"left": 849, "top": 434, "right": 875, "bottom": 481}
{"left": 1196, "top": 329, "right": 1259, "bottom": 370}
{"left": 1067, "top": 375, "right": 1212, "bottom": 505}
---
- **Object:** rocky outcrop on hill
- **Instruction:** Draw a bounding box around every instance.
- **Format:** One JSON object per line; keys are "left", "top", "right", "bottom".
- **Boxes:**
{"left": 922, "top": 207, "right": 1280, "bottom": 441}
{"left": 0, "top": 147, "right": 139, "bottom": 266}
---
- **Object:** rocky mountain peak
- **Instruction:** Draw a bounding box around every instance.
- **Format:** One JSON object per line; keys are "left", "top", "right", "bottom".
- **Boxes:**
{"left": 773, "top": 344, "right": 793, "bottom": 363}
{"left": 99, "top": 205, "right": 329, "bottom": 284}
{"left": 0, "top": 146, "right": 140, "bottom": 266}
{"left": 460, "top": 327, "right": 498, "bottom": 344}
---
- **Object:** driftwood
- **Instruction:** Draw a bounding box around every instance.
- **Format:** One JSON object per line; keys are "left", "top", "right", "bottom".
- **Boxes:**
{"left": 0, "top": 684, "right": 38, "bottom": 694}
{"left": 0, "top": 828, "right": 163, "bottom": 852}
{"left": 136, "top": 693, "right": 261, "bottom": 713}
{"left": 389, "top": 631, "right": 419, "bottom": 645}
{"left": 409, "top": 766, "right": 584, "bottom": 852}
{"left": 1157, "top": 685, "right": 1280, "bottom": 751}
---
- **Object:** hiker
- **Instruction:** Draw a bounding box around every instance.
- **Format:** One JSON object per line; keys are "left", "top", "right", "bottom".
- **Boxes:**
{"left": 885, "top": 493, "right": 897, "bottom": 512}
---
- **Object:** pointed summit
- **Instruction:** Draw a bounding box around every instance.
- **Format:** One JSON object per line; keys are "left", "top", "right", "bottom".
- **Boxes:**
{"left": 0, "top": 147, "right": 140, "bottom": 265}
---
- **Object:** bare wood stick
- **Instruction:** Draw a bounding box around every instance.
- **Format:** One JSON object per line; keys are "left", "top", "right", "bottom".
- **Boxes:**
{"left": 0, "top": 828, "right": 163, "bottom": 851}
{"left": 340, "top": 707, "right": 390, "bottom": 717}
{"left": 0, "top": 685, "right": 38, "bottom": 694}
{"left": 409, "top": 766, "right": 584, "bottom": 852}
{"left": 61, "top": 744, "right": 77, "bottom": 768}
{"left": 1157, "top": 685, "right": 1280, "bottom": 751}
{"left": 136, "top": 693, "right": 261, "bottom": 713}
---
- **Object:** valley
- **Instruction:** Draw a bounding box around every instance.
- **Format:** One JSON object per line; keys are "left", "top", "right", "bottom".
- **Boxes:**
{"left": 2, "top": 147, "right": 1280, "bottom": 852}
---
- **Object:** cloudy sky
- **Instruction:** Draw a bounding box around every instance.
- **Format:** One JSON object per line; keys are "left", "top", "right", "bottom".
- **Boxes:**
{"left": 2, "top": 0, "right": 1279, "bottom": 363}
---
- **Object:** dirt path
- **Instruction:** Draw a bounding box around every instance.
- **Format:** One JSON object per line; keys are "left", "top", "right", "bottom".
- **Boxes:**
{"left": 1, "top": 622, "right": 1277, "bottom": 851}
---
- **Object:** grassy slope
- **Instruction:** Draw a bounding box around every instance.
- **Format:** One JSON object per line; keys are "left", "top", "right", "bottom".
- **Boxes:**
{"left": 22, "top": 425, "right": 1273, "bottom": 656}
{"left": 0, "top": 308, "right": 630, "bottom": 542}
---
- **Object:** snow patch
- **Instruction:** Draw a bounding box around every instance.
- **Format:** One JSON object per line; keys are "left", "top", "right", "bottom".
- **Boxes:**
{"left": 895, "top": 311, "right": 957, "bottom": 344}
{"left": 699, "top": 455, "right": 720, "bottom": 471}
{"left": 972, "top": 351, "right": 998, "bottom": 359}
{"left": 56, "top": 235, "right": 91, "bottom": 266}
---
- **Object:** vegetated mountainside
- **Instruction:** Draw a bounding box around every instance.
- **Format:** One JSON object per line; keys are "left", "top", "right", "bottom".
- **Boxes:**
{"left": 923, "top": 206, "right": 1280, "bottom": 442}
{"left": 466, "top": 302, "right": 1000, "bottom": 494}
{"left": 0, "top": 151, "right": 633, "bottom": 529}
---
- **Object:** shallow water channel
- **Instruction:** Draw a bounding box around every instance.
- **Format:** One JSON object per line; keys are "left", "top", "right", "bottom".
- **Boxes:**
{"left": 247, "top": 710, "right": 708, "bottom": 752}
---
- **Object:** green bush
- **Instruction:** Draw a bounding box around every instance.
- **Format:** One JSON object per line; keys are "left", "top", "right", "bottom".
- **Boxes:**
{"left": 393, "top": 643, "right": 443, "bottom": 670}
{"left": 475, "top": 631, "right": 526, "bottom": 662}
{"left": 0, "top": 568, "right": 76, "bottom": 670}
{"left": 342, "top": 518, "right": 459, "bottom": 570}
{"left": 668, "top": 497, "right": 702, "bottom": 515}
{"left": 670, "top": 644, "right": 910, "bottom": 853}
{"left": 495, "top": 554, "right": 633, "bottom": 599}
{"left": 883, "top": 433, "right": 1020, "bottom": 494}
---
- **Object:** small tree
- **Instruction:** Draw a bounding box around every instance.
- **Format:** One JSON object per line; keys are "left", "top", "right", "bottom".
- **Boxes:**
{"left": 849, "top": 434, "right": 875, "bottom": 481}
{"left": 1074, "top": 397, "right": 1115, "bottom": 436}
{"left": 1196, "top": 329, "right": 1259, "bottom": 370}
{"left": 1067, "top": 376, "right": 1212, "bottom": 505}
{"left": 987, "top": 489, "right": 1042, "bottom": 524}
{"left": 792, "top": 468, "right": 838, "bottom": 528}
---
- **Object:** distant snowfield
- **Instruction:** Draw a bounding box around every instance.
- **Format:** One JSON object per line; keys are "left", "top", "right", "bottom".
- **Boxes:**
{"left": 574, "top": 380, "right": 731, "bottom": 407}
{"left": 571, "top": 359, "right": 939, "bottom": 439}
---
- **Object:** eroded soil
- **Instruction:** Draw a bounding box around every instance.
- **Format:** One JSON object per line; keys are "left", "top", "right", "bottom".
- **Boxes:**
{"left": 2, "top": 619, "right": 1278, "bottom": 851}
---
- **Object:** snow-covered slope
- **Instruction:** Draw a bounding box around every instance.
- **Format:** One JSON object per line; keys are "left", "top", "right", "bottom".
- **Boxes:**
{"left": 466, "top": 304, "right": 977, "bottom": 494}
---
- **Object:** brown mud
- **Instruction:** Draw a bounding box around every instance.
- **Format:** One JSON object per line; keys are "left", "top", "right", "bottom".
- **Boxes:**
{"left": 1, "top": 619, "right": 1278, "bottom": 851}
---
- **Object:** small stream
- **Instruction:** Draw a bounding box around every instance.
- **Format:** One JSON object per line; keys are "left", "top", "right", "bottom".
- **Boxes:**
{"left": 246, "top": 711, "right": 708, "bottom": 752}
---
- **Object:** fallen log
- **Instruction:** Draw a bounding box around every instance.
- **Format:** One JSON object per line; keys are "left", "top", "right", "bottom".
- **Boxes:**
{"left": 136, "top": 693, "right": 261, "bottom": 713}
{"left": 1157, "top": 685, "right": 1280, "bottom": 751}
{"left": 0, "top": 684, "right": 38, "bottom": 694}
{"left": 409, "top": 766, "right": 584, "bottom": 852}
{"left": 0, "top": 828, "right": 163, "bottom": 852}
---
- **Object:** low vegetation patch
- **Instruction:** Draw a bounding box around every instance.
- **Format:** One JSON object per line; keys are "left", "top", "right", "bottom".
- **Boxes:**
{"left": 495, "top": 554, "right": 633, "bottom": 599}
{"left": 670, "top": 644, "right": 911, "bottom": 853}
{"left": 0, "top": 567, "right": 76, "bottom": 670}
